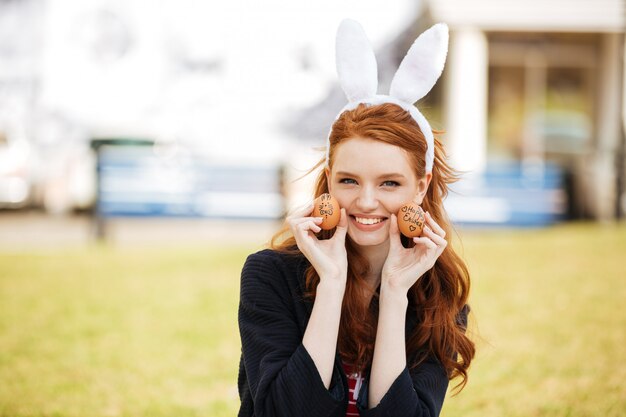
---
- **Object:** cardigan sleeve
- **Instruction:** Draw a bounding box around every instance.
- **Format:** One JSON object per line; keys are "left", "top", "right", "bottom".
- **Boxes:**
{"left": 355, "top": 355, "right": 449, "bottom": 417}
{"left": 238, "top": 251, "right": 345, "bottom": 417}
{"left": 354, "top": 305, "right": 470, "bottom": 417}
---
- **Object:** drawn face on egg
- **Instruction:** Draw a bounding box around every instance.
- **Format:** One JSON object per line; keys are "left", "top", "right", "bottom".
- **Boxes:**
{"left": 314, "top": 193, "right": 340, "bottom": 230}
{"left": 318, "top": 194, "right": 334, "bottom": 216}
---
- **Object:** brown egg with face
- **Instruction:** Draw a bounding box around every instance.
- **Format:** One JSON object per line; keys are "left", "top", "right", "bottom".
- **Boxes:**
{"left": 397, "top": 202, "right": 425, "bottom": 238}
{"left": 313, "top": 193, "right": 340, "bottom": 230}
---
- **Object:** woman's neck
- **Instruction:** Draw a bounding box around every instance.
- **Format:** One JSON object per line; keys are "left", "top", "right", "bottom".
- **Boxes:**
{"left": 357, "top": 240, "right": 390, "bottom": 289}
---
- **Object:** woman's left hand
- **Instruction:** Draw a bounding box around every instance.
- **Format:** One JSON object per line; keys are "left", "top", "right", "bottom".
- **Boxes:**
{"left": 381, "top": 211, "right": 448, "bottom": 294}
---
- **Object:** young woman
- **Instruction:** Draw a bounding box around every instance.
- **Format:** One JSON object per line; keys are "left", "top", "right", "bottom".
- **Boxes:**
{"left": 237, "top": 21, "right": 474, "bottom": 417}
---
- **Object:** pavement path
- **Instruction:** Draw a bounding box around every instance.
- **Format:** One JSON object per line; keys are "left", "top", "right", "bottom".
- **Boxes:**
{"left": 0, "top": 211, "right": 282, "bottom": 251}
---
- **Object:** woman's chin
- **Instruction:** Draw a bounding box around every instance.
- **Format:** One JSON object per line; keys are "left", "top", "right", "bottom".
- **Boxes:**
{"left": 347, "top": 228, "right": 390, "bottom": 248}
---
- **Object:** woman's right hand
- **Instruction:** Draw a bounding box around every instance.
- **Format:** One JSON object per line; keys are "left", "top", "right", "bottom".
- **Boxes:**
{"left": 287, "top": 201, "right": 349, "bottom": 284}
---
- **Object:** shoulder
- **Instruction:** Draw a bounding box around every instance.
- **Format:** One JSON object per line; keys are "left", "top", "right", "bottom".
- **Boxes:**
{"left": 240, "top": 248, "right": 309, "bottom": 295}
{"left": 242, "top": 248, "right": 307, "bottom": 277}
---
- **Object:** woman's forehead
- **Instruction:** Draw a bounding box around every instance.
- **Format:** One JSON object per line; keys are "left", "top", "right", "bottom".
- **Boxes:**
{"left": 332, "top": 137, "right": 415, "bottom": 176}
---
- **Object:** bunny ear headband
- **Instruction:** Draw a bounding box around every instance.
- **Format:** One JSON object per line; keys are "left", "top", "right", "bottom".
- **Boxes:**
{"left": 326, "top": 19, "right": 449, "bottom": 173}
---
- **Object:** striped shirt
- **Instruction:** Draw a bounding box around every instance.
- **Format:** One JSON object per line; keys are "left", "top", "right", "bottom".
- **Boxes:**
{"left": 342, "top": 362, "right": 363, "bottom": 416}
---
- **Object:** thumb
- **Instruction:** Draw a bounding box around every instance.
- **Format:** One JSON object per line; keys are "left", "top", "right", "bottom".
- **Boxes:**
{"left": 388, "top": 213, "right": 402, "bottom": 250}
{"left": 333, "top": 208, "right": 349, "bottom": 241}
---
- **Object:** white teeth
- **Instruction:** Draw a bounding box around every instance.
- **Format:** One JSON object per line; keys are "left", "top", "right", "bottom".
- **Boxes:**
{"left": 355, "top": 217, "right": 383, "bottom": 225}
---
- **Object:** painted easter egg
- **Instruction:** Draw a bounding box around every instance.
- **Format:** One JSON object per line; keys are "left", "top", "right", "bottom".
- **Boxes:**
{"left": 397, "top": 202, "right": 425, "bottom": 238}
{"left": 313, "top": 193, "right": 340, "bottom": 230}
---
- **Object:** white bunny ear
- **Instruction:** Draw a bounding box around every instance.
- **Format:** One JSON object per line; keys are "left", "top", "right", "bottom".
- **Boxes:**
{"left": 336, "top": 19, "right": 378, "bottom": 102}
{"left": 389, "top": 23, "right": 448, "bottom": 104}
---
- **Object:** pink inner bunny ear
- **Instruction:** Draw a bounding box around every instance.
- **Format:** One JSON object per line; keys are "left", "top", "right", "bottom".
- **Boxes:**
{"left": 335, "top": 19, "right": 378, "bottom": 102}
{"left": 389, "top": 23, "right": 449, "bottom": 104}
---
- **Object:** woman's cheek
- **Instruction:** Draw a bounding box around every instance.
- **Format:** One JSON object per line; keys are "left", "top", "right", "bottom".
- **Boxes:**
{"left": 386, "top": 197, "right": 410, "bottom": 214}
{"left": 333, "top": 191, "right": 354, "bottom": 209}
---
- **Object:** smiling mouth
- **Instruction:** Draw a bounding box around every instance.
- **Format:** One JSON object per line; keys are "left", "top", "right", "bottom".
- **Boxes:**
{"left": 352, "top": 216, "right": 387, "bottom": 225}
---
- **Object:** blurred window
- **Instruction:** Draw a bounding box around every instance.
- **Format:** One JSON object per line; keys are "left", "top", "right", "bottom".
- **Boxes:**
{"left": 543, "top": 67, "right": 593, "bottom": 154}
{"left": 487, "top": 33, "right": 598, "bottom": 162}
{"left": 488, "top": 66, "right": 525, "bottom": 160}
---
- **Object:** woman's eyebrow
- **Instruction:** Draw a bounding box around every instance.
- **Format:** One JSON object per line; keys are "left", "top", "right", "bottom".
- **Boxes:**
{"left": 335, "top": 171, "right": 357, "bottom": 177}
{"left": 377, "top": 173, "right": 406, "bottom": 179}
{"left": 335, "top": 171, "right": 406, "bottom": 179}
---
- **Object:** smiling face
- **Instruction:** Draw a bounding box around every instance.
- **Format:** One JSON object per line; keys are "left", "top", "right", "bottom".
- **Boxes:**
{"left": 327, "top": 136, "right": 430, "bottom": 249}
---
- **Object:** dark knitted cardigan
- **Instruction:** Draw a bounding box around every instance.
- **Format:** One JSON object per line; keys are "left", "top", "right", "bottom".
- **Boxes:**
{"left": 237, "top": 249, "right": 465, "bottom": 417}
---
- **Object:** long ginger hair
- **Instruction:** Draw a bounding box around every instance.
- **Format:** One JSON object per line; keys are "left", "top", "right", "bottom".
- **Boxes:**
{"left": 271, "top": 103, "right": 475, "bottom": 391}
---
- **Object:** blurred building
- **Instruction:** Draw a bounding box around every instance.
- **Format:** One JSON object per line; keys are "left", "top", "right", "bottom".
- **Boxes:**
{"left": 430, "top": 0, "right": 625, "bottom": 221}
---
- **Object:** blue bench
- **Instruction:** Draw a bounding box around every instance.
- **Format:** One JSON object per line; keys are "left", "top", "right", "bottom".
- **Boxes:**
{"left": 91, "top": 139, "right": 285, "bottom": 239}
{"left": 445, "top": 162, "right": 567, "bottom": 227}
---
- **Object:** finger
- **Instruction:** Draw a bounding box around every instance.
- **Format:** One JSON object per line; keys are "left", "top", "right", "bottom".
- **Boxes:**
{"left": 289, "top": 216, "right": 323, "bottom": 226}
{"left": 296, "top": 219, "right": 322, "bottom": 234}
{"left": 421, "top": 225, "right": 447, "bottom": 247}
{"left": 388, "top": 213, "right": 402, "bottom": 250}
{"left": 425, "top": 211, "right": 446, "bottom": 238}
{"left": 290, "top": 216, "right": 323, "bottom": 241}
{"left": 287, "top": 214, "right": 323, "bottom": 232}
{"left": 412, "top": 236, "right": 437, "bottom": 251}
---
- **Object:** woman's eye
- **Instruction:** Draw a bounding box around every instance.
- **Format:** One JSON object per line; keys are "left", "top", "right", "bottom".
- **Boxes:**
{"left": 339, "top": 178, "right": 357, "bottom": 185}
{"left": 382, "top": 180, "right": 400, "bottom": 187}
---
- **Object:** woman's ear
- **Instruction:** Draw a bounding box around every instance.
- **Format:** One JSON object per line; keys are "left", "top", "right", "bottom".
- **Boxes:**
{"left": 413, "top": 173, "right": 432, "bottom": 204}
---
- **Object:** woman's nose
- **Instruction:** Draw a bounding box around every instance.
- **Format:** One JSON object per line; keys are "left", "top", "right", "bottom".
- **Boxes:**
{"left": 356, "top": 186, "right": 379, "bottom": 211}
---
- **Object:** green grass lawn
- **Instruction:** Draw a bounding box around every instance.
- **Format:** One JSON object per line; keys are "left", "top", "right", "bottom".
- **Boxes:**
{"left": 0, "top": 222, "right": 624, "bottom": 416}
